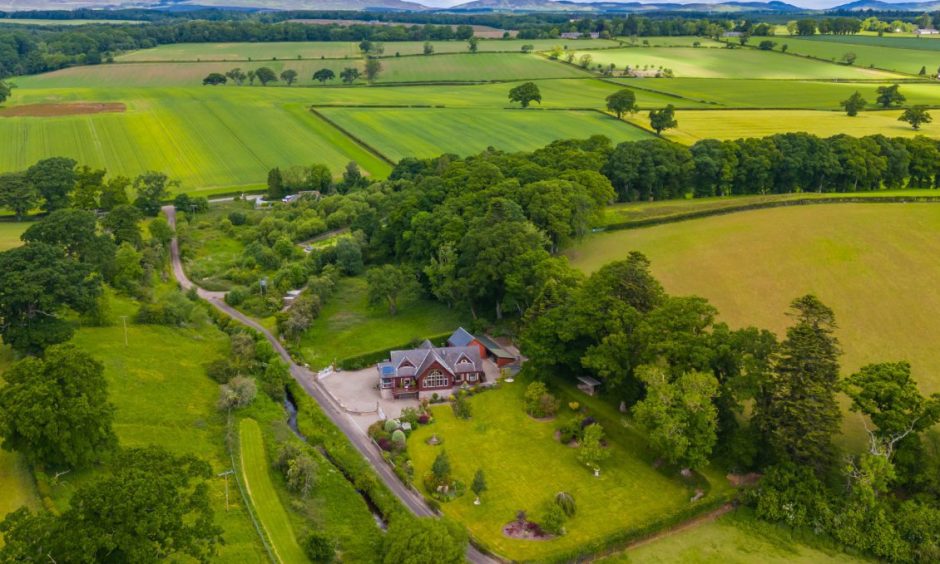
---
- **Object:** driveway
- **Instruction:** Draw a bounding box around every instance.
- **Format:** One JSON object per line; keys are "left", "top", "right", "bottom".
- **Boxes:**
{"left": 319, "top": 367, "right": 420, "bottom": 434}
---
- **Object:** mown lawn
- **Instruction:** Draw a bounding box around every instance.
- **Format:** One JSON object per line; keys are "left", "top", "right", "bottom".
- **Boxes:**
{"left": 408, "top": 377, "right": 731, "bottom": 561}
{"left": 600, "top": 509, "right": 866, "bottom": 563}
{"left": 319, "top": 107, "right": 653, "bottom": 161}
{"left": 565, "top": 46, "right": 902, "bottom": 79}
{"left": 238, "top": 418, "right": 308, "bottom": 564}
{"left": 568, "top": 204, "right": 940, "bottom": 446}
{"left": 298, "top": 276, "right": 467, "bottom": 368}
{"left": 0, "top": 222, "right": 27, "bottom": 251}
{"left": 626, "top": 109, "right": 940, "bottom": 144}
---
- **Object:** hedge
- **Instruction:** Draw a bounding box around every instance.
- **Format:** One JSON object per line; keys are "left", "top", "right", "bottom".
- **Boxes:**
{"left": 337, "top": 331, "right": 454, "bottom": 370}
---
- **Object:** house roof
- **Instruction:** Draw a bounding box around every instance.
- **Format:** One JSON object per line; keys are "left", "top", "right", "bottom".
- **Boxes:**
{"left": 448, "top": 327, "right": 476, "bottom": 348}
{"left": 387, "top": 345, "right": 483, "bottom": 380}
{"left": 475, "top": 335, "right": 515, "bottom": 360}
{"left": 577, "top": 376, "right": 602, "bottom": 387}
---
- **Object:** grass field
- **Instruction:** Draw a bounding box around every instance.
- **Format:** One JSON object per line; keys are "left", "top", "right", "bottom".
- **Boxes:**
{"left": 298, "top": 276, "right": 467, "bottom": 368}
{"left": 19, "top": 54, "right": 588, "bottom": 88}
{"left": 622, "top": 78, "right": 940, "bottom": 109}
{"left": 566, "top": 47, "right": 903, "bottom": 79}
{"left": 238, "top": 418, "right": 308, "bottom": 564}
{"left": 627, "top": 109, "right": 939, "bottom": 144}
{"left": 0, "top": 222, "right": 27, "bottom": 250}
{"left": 408, "top": 376, "right": 731, "bottom": 561}
{"left": 116, "top": 39, "right": 622, "bottom": 62}
{"left": 569, "top": 204, "right": 940, "bottom": 403}
{"left": 0, "top": 19, "right": 144, "bottom": 26}
{"left": 770, "top": 37, "right": 940, "bottom": 75}
{"left": 319, "top": 107, "right": 653, "bottom": 161}
{"left": 601, "top": 509, "right": 865, "bottom": 563}
{"left": 617, "top": 36, "right": 726, "bottom": 47}
{"left": 796, "top": 33, "right": 940, "bottom": 51}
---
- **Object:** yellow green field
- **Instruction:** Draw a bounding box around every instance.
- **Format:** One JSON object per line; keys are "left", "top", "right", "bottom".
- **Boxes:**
{"left": 627, "top": 109, "right": 940, "bottom": 144}
{"left": 0, "top": 223, "right": 27, "bottom": 251}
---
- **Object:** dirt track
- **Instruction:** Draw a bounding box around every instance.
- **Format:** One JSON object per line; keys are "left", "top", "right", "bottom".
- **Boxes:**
{"left": 0, "top": 102, "right": 125, "bottom": 117}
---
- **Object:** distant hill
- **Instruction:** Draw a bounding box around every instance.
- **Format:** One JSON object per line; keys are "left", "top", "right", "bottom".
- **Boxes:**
{"left": 447, "top": 0, "right": 803, "bottom": 12}
{"left": 831, "top": 0, "right": 940, "bottom": 10}
{"left": 2, "top": 0, "right": 430, "bottom": 11}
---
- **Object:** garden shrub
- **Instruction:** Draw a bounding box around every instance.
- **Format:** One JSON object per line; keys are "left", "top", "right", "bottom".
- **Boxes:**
{"left": 384, "top": 419, "right": 400, "bottom": 433}
{"left": 205, "top": 358, "right": 236, "bottom": 384}
{"left": 391, "top": 429, "right": 406, "bottom": 446}
{"left": 304, "top": 533, "right": 336, "bottom": 563}
{"left": 451, "top": 392, "right": 472, "bottom": 419}
{"left": 135, "top": 292, "right": 193, "bottom": 326}
{"left": 525, "top": 381, "right": 559, "bottom": 418}
{"left": 555, "top": 491, "right": 577, "bottom": 517}
{"left": 557, "top": 419, "right": 583, "bottom": 444}
{"left": 541, "top": 501, "right": 568, "bottom": 536}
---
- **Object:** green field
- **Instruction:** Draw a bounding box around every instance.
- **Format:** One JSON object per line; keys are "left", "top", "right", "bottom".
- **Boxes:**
{"left": 621, "top": 78, "right": 940, "bottom": 109}
{"left": 116, "top": 38, "right": 622, "bottom": 62}
{"left": 627, "top": 109, "right": 939, "bottom": 144}
{"left": 601, "top": 510, "right": 865, "bottom": 563}
{"left": 796, "top": 33, "right": 940, "bottom": 51}
{"left": 569, "top": 204, "right": 940, "bottom": 402}
{"left": 0, "top": 19, "right": 144, "bottom": 26}
{"left": 320, "top": 107, "right": 653, "bottom": 161}
{"left": 238, "top": 418, "right": 308, "bottom": 564}
{"left": 771, "top": 37, "right": 940, "bottom": 75}
{"left": 298, "top": 276, "right": 467, "bottom": 368}
{"left": 0, "top": 222, "right": 27, "bottom": 251}
{"left": 567, "top": 47, "right": 903, "bottom": 79}
{"left": 617, "top": 36, "right": 726, "bottom": 47}
{"left": 408, "top": 376, "right": 731, "bottom": 561}
{"left": 19, "top": 53, "right": 588, "bottom": 88}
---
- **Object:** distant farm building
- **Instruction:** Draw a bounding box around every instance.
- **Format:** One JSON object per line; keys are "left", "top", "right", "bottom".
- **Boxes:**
{"left": 915, "top": 28, "right": 940, "bottom": 36}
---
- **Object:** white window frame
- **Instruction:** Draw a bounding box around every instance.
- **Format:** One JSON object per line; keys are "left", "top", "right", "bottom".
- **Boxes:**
{"left": 423, "top": 370, "right": 449, "bottom": 389}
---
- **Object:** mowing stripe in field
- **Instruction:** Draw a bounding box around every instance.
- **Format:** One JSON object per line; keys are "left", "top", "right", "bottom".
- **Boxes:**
{"left": 239, "top": 418, "right": 307, "bottom": 564}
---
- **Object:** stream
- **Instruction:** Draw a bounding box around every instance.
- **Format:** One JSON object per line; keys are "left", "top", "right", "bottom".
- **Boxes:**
{"left": 283, "top": 387, "right": 387, "bottom": 530}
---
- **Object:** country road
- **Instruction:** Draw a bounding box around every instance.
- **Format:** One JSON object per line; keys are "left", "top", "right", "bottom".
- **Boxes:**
{"left": 163, "top": 206, "right": 497, "bottom": 564}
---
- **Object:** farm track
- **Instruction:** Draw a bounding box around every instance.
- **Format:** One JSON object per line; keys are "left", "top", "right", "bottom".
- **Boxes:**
{"left": 164, "top": 205, "right": 500, "bottom": 564}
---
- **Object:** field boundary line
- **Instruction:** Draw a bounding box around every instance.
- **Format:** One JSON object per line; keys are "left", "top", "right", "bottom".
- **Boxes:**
{"left": 308, "top": 107, "right": 395, "bottom": 166}
{"left": 227, "top": 416, "right": 278, "bottom": 564}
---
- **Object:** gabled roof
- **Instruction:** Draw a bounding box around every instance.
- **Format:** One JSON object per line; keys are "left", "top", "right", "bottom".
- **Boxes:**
{"left": 387, "top": 345, "right": 483, "bottom": 380}
{"left": 448, "top": 327, "right": 476, "bottom": 348}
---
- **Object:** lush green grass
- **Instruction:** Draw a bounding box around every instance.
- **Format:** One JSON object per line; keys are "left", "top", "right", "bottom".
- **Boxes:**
{"left": 796, "top": 33, "right": 940, "bottom": 52}
{"left": 569, "top": 204, "right": 940, "bottom": 407}
{"left": 116, "top": 39, "right": 622, "bottom": 62}
{"left": 616, "top": 36, "right": 725, "bottom": 47}
{"left": 298, "top": 276, "right": 467, "bottom": 368}
{"left": 318, "top": 107, "right": 653, "bottom": 161}
{"left": 770, "top": 37, "right": 940, "bottom": 75}
{"left": 620, "top": 78, "right": 940, "bottom": 109}
{"left": 409, "top": 377, "right": 731, "bottom": 561}
{"left": 626, "top": 109, "right": 940, "bottom": 144}
{"left": 566, "top": 47, "right": 903, "bottom": 79}
{"left": 600, "top": 509, "right": 865, "bottom": 563}
{"left": 58, "top": 300, "right": 268, "bottom": 562}
{"left": 238, "top": 418, "right": 308, "bottom": 564}
{"left": 0, "top": 19, "right": 144, "bottom": 26}
{"left": 0, "top": 222, "right": 28, "bottom": 251}
{"left": 19, "top": 54, "right": 587, "bottom": 88}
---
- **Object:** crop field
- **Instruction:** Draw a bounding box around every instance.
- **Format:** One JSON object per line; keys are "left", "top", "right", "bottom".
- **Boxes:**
{"left": 566, "top": 46, "right": 903, "bottom": 79}
{"left": 626, "top": 78, "right": 940, "bottom": 109}
{"left": 767, "top": 37, "right": 940, "bottom": 76}
{"left": 408, "top": 376, "right": 731, "bottom": 561}
{"left": 617, "top": 36, "right": 725, "bottom": 47}
{"left": 319, "top": 107, "right": 653, "bottom": 161}
{"left": 568, "top": 204, "right": 940, "bottom": 401}
{"left": 116, "top": 38, "right": 622, "bottom": 62}
{"left": 238, "top": 418, "right": 307, "bottom": 564}
{"left": 796, "top": 33, "right": 940, "bottom": 51}
{"left": 20, "top": 53, "right": 588, "bottom": 88}
{"left": 627, "top": 109, "right": 938, "bottom": 144}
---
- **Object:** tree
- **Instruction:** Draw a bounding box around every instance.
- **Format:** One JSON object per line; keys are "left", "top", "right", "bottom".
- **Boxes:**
{"left": 649, "top": 105, "right": 678, "bottom": 135}
{"left": 555, "top": 491, "right": 576, "bottom": 516}
{"left": 578, "top": 423, "right": 610, "bottom": 471}
{"left": 423, "top": 41, "right": 434, "bottom": 55}
{"left": 875, "top": 84, "right": 905, "bottom": 108}
{"left": 0, "top": 172, "right": 38, "bottom": 220}
{"left": 844, "top": 362, "right": 940, "bottom": 457}
{"left": 0, "top": 79, "right": 11, "bottom": 104}
{"left": 267, "top": 167, "right": 285, "bottom": 199}
{"left": 919, "top": 65, "right": 927, "bottom": 76}
{"left": 841, "top": 91, "right": 867, "bottom": 117}
{"left": 0, "top": 345, "right": 116, "bottom": 468}
{"left": 468, "top": 36, "right": 479, "bottom": 53}
{"left": 364, "top": 57, "right": 383, "bottom": 82}
{"left": 247, "top": 69, "right": 256, "bottom": 85}
{"left": 0, "top": 243, "right": 100, "bottom": 353}
{"left": 898, "top": 106, "right": 932, "bottom": 130}
{"left": 755, "top": 295, "right": 842, "bottom": 475}
{"left": 102, "top": 204, "right": 143, "bottom": 247}
{"left": 112, "top": 242, "right": 144, "bottom": 294}
{"left": 255, "top": 66, "right": 277, "bottom": 86}
{"left": 149, "top": 216, "right": 174, "bottom": 246}
{"left": 431, "top": 450, "right": 451, "bottom": 481}
{"left": 280, "top": 69, "right": 298, "bottom": 85}
{"left": 202, "top": 72, "right": 227, "bottom": 86}
{"left": 218, "top": 376, "right": 257, "bottom": 411}
{"left": 225, "top": 67, "right": 247, "bottom": 85}
{"left": 26, "top": 156, "right": 76, "bottom": 212}
{"left": 508, "top": 81, "right": 541, "bottom": 108}
{"left": 382, "top": 518, "right": 466, "bottom": 564}
{"left": 72, "top": 165, "right": 105, "bottom": 210}
{"left": 842, "top": 52, "right": 857, "bottom": 65}
{"left": 633, "top": 365, "right": 719, "bottom": 470}
{"left": 99, "top": 175, "right": 130, "bottom": 211}
{"left": 738, "top": 33, "right": 750, "bottom": 46}
{"left": 341, "top": 161, "right": 363, "bottom": 191}
{"left": 133, "top": 171, "right": 177, "bottom": 216}
{"left": 578, "top": 53, "right": 593, "bottom": 68}
{"left": 23, "top": 208, "right": 116, "bottom": 278}
{"left": 313, "top": 68, "right": 335, "bottom": 83}
{"left": 366, "top": 264, "right": 416, "bottom": 315}
{"left": 335, "top": 237, "right": 364, "bottom": 275}
{"left": 606, "top": 88, "right": 638, "bottom": 119}
{"left": 471, "top": 469, "right": 487, "bottom": 502}
{"left": 305, "top": 533, "right": 335, "bottom": 563}
{"left": 0, "top": 447, "right": 223, "bottom": 562}
{"left": 758, "top": 40, "right": 776, "bottom": 50}
{"left": 340, "top": 67, "right": 360, "bottom": 84}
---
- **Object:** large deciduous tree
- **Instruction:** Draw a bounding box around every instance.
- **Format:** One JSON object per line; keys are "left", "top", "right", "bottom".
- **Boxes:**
{"left": 133, "top": 171, "right": 177, "bottom": 216}
{"left": 605, "top": 88, "right": 638, "bottom": 119}
{"left": 26, "top": 157, "right": 76, "bottom": 212}
{"left": 0, "top": 344, "right": 116, "bottom": 468}
{"left": 340, "top": 67, "right": 360, "bottom": 84}
{"left": 202, "top": 72, "right": 227, "bottom": 86}
{"left": 22, "top": 208, "right": 116, "bottom": 277}
{"left": 0, "top": 243, "right": 101, "bottom": 352}
{"left": 840, "top": 91, "right": 867, "bottom": 117}
{"left": 279, "top": 69, "right": 298, "bottom": 85}
{"left": 508, "top": 82, "right": 541, "bottom": 108}
{"left": 364, "top": 58, "right": 382, "bottom": 82}
{"left": 313, "top": 68, "right": 335, "bottom": 83}
{"left": 649, "top": 104, "right": 678, "bottom": 135}
{"left": 366, "top": 264, "right": 417, "bottom": 315}
{"left": 0, "top": 172, "right": 38, "bottom": 220}
{"left": 898, "top": 106, "right": 932, "bottom": 130}
{"left": 875, "top": 84, "right": 905, "bottom": 108}
{"left": 755, "top": 295, "right": 842, "bottom": 475}
{"left": 254, "top": 66, "right": 277, "bottom": 86}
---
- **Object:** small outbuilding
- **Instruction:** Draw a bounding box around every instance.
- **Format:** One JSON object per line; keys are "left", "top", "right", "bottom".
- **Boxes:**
{"left": 576, "top": 376, "right": 602, "bottom": 396}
